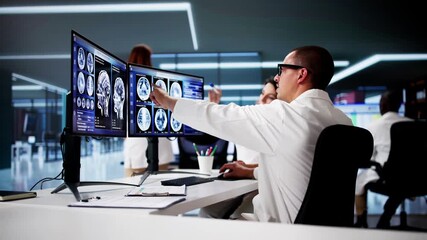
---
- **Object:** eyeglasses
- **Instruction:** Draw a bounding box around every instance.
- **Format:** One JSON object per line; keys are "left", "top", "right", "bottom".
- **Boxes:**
{"left": 277, "top": 63, "right": 307, "bottom": 76}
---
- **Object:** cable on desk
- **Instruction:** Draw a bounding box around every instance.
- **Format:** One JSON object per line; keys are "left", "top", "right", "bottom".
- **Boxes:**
{"left": 29, "top": 169, "right": 64, "bottom": 191}
{"left": 29, "top": 128, "right": 69, "bottom": 191}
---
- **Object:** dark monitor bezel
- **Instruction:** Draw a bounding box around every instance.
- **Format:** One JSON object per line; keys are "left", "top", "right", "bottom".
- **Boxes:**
{"left": 23, "top": 111, "right": 38, "bottom": 136}
{"left": 70, "top": 30, "right": 127, "bottom": 137}
{"left": 127, "top": 63, "right": 204, "bottom": 137}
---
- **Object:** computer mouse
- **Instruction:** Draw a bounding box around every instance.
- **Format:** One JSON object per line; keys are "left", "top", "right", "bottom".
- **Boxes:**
{"left": 217, "top": 173, "right": 225, "bottom": 180}
{"left": 217, "top": 169, "right": 230, "bottom": 180}
{"left": 216, "top": 170, "right": 237, "bottom": 181}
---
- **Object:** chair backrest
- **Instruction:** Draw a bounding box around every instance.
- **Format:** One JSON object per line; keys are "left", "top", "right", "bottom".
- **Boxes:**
{"left": 382, "top": 121, "right": 427, "bottom": 195}
{"left": 294, "top": 124, "right": 373, "bottom": 227}
{"left": 177, "top": 134, "right": 230, "bottom": 169}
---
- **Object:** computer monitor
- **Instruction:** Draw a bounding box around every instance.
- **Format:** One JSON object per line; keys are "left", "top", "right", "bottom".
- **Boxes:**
{"left": 127, "top": 64, "right": 204, "bottom": 172}
{"left": 127, "top": 63, "right": 204, "bottom": 137}
{"left": 71, "top": 31, "right": 127, "bottom": 137}
{"left": 52, "top": 30, "right": 136, "bottom": 201}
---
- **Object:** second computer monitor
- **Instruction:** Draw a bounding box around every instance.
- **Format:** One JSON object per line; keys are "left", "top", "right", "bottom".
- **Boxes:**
{"left": 128, "top": 64, "right": 204, "bottom": 137}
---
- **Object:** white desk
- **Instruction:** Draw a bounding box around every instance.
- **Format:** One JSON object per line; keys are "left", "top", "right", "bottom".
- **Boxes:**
{"left": 3, "top": 171, "right": 258, "bottom": 216}
{"left": 1, "top": 203, "right": 426, "bottom": 240}
{"left": 2, "top": 171, "right": 426, "bottom": 240}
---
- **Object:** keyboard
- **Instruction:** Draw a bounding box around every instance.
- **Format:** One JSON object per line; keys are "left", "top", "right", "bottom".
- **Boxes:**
{"left": 161, "top": 176, "right": 214, "bottom": 186}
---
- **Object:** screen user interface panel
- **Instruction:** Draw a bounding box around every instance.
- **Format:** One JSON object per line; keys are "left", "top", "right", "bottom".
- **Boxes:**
{"left": 128, "top": 64, "right": 204, "bottom": 137}
{"left": 71, "top": 31, "right": 127, "bottom": 137}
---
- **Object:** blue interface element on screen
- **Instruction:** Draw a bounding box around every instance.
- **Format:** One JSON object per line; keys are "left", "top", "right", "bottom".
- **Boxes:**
{"left": 71, "top": 31, "right": 127, "bottom": 137}
{"left": 128, "top": 64, "right": 204, "bottom": 137}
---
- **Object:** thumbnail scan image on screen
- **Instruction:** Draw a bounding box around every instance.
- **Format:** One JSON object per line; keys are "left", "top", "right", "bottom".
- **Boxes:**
{"left": 128, "top": 64, "right": 204, "bottom": 137}
{"left": 71, "top": 31, "right": 127, "bottom": 137}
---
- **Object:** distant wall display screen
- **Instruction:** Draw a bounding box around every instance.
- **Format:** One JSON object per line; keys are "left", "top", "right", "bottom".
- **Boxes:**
{"left": 128, "top": 64, "right": 204, "bottom": 137}
{"left": 335, "top": 103, "right": 405, "bottom": 129}
{"left": 71, "top": 31, "right": 127, "bottom": 137}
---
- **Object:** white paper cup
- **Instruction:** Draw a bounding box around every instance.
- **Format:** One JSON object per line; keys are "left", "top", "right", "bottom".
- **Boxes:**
{"left": 197, "top": 156, "right": 214, "bottom": 174}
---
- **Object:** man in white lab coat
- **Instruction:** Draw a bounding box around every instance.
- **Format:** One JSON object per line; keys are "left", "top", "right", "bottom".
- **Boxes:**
{"left": 354, "top": 90, "right": 413, "bottom": 228}
{"left": 150, "top": 46, "right": 352, "bottom": 223}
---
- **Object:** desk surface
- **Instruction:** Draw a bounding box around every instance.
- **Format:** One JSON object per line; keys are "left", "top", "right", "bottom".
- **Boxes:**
{"left": 3, "top": 170, "right": 257, "bottom": 216}
{"left": 2, "top": 171, "right": 426, "bottom": 240}
{"left": 1, "top": 203, "right": 426, "bottom": 240}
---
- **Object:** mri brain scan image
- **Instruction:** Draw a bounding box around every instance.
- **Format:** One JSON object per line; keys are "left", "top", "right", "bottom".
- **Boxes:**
{"left": 137, "top": 107, "right": 151, "bottom": 131}
{"left": 113, "top": 77, "right": 125, "bottom": 120}
{"left": 87, "top": 52, "right": 94, "bottom": 73}
{"left": 77, "top": 47, "right": 85, "bottom": 70}
{"left": 155, "top": 79, "right": 167, "bottom": 92}
{"left": 170, "top": 114, "right": 182, "bottom": 132}
{"left": 87, "top": 75, "right": 94, "bottom": 96}
{"left": 155, "top": 108, "right": 167, "bottom": 131}
{"left": 170, "top": 82, "right": 182, "bottom": 97}
{"left": 77, "top": 72, "right": 85, "bottom": 94}
{"left": 137, "top": 77, "right": 151, "bottom": 101}
{"left": 76, "top": 97, "right": 81, "bottom": 108}
{"left": 90, "top": 99, "right": 94, "bottom": 110}
{"left": 81, "top": 98, "right": 86, "bottom": 109}
{"left": 96, "top": 70, "right": 111, "bottom": 117}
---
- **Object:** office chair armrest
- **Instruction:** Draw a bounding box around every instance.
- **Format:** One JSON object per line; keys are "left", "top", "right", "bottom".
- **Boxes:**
{"left": 368, "top": 161, "right": 383, "bottom": 178}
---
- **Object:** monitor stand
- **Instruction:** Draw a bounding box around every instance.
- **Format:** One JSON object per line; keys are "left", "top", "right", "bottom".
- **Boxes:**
{"left": 142, "top": 137, "right": 209, "bottom": 183}
{"left": 51, "top": 129, "right": 138, "bottom": 201}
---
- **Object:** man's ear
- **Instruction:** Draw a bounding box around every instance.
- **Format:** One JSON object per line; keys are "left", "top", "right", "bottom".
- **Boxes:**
{"left": 296, "top": 68, "right": 309, "bottom": 84}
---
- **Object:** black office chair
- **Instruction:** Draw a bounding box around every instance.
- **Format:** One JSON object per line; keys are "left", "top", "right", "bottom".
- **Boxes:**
{"left": 365, "top": 121, "right": 427, "bottom": 231}
{"left": 177, "top": 133, "right": 231, "bottom": 169}
{"left": 294, "top": 124, "right": 373, "bottom": 227}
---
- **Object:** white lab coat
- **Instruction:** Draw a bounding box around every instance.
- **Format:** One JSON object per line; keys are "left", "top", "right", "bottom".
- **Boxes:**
{"left": 173, "top": 89, "right": 352, "bottom": 223}
{"left": 355, "top": 112, "right": 412, "bottom": 195}
{"left": 235, "top": 144, "right": 260, "bottom": 165}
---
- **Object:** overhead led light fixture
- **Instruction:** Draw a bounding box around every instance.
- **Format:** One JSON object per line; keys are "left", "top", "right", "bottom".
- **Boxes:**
{"left": 0, "top": 2, "right": 198, "bottom": 50}
{"left": 12, "top": 73, "right": 67, "bottom": 94}
{"left": 12, "top": 85, "right": 44, "bottom": 91}
{"left": 204, "top": 96, "right": 259, "bottom": 102}
{"left": 204, "top": 84, "right": 263, "bottom": 90}
{"left": 0, "top": 54, "right": 69, "bottom": 60}
{"left": 330, "top": 54, "right": 427, "bottom": 85}
{"left": 160, "top": 60, "right": 349, "bottom": 70}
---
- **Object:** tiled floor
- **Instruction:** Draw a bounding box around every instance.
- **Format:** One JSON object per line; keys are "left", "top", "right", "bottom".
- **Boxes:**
{"left": 1, "top": 144, "right": 426, "bottom": 231}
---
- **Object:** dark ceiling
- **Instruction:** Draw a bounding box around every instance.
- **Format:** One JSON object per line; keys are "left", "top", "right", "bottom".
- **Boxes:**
{"left": 1, "top": 0, "right": 426, "bottom": 96}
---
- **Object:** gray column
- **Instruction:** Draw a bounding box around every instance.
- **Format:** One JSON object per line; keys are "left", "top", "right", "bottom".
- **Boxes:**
{"left": 0, "top": 71, "right": 12, "bottom": 169}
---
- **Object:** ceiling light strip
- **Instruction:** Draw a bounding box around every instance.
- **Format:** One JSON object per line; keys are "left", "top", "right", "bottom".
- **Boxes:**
{"left": 0, "top": 3, "right": 187, "bottom": 14}
{"left": 184, "top": 4, "right": 198, "bottom": 50}
{"left": 204, "top": 96, "right": 259, "bottom": 102}
{"left": 204, "top": 84, "right": 263, "bottom": 90}
{"left": 12, "top": 73, "right": 67, "bottom": 94}
{"left": 0, "top": 3, "right": 198, "bottom": 50}
{"left": 0, "top": 54, "right": 69, "bottom": 60}
{"left": 330, "top": 54, "right": 427, "bottom": 85}
{"left": 12, "top": 85, "right": 44, "bottom": 91}
{"left": 160, "top": 60, "right": 349, "bottom": 70}
{"left": 13, "top": 101, "right": 64, "bottom": 108}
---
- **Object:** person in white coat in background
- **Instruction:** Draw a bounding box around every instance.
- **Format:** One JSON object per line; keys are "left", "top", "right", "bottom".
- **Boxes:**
{"left": 353, "top": 89, "right": 413, "bottom": 228}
